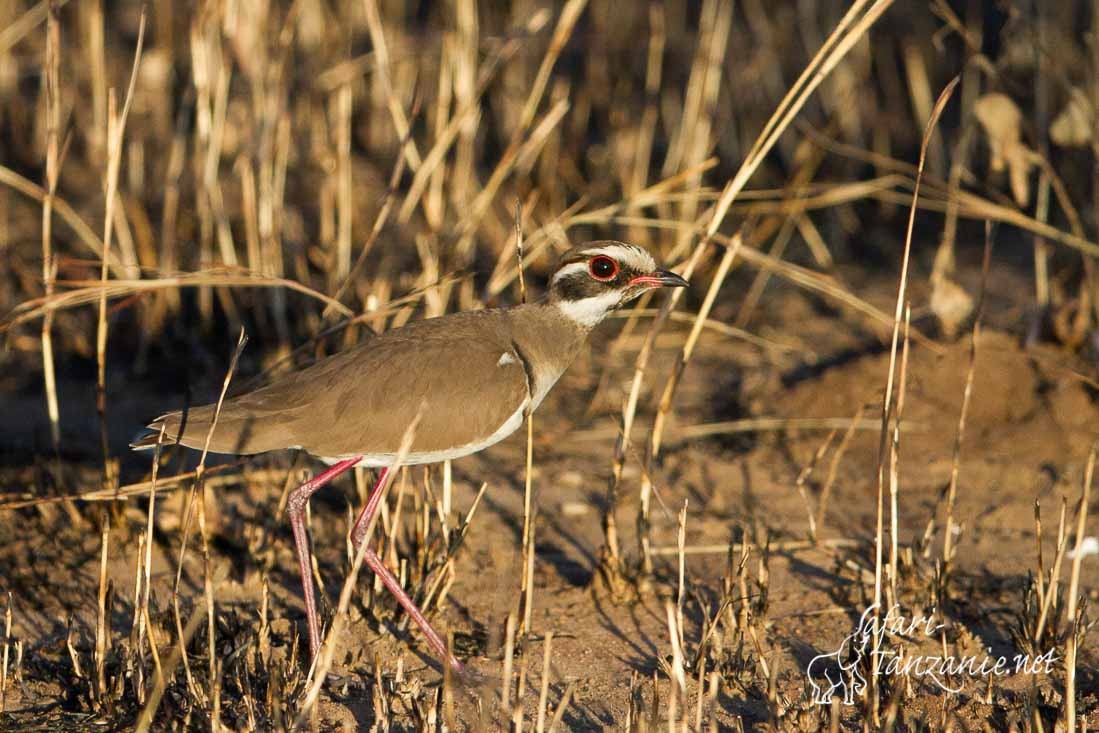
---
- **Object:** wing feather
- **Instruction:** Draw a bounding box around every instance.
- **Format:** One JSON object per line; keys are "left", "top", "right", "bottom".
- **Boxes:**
{"left": 138, "top": 311, "right": 532, "bottom": 459}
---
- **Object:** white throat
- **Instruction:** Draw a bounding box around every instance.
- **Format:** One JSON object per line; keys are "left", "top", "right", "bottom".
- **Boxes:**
{"left": 554, "top": 290, "right": 622, "bottom": 328}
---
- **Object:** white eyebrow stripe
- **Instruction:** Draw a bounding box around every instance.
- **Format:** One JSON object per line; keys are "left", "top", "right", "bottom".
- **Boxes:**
{"left": 577, "top": 245, "right": 628, "bottom": 259}
{"left": 578, "top": 244, "right": 655, "bottom": 272}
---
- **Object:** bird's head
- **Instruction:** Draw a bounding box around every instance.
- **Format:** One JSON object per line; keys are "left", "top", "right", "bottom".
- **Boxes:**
{"left": 547, "top": 241, "right": 688, "bottom": 328}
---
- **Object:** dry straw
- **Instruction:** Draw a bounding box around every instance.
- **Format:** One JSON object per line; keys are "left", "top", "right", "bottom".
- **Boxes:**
{"left": 601, "top": 0, "right": 899, "bottom": 588}
{"left": 4, "top": 0, "right": 1098, "bottom": 728}
{"left": 868, "top": 75, "right": 959, "bottom": 723}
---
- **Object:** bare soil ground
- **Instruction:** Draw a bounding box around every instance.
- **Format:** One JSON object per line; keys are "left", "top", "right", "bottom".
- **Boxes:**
{"left": 2, "top": 253, "right": 1097, "bottom": 730}
{"left": 2, "top": 0, "right": 1099, "bottom": 730}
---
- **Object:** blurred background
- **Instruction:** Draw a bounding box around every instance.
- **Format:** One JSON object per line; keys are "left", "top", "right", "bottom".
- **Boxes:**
{"left": 2, "top": 1, "right": 1093, "bottom": 463}
{"left": 2, "top": 0, "right": 1099, "bottom": 728}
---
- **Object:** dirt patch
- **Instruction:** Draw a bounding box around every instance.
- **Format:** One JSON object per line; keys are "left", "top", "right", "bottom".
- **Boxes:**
{"left": 3, "top": 294, "right": 1097, "bottom": 729}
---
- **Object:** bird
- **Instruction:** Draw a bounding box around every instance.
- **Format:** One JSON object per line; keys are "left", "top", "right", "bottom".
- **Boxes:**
{"left": 132, "top": 240, "right": 687, "bottom": 676}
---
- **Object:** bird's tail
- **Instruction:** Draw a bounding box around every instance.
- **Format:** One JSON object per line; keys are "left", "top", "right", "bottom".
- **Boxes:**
{"left": 130, "top": 411, "right": 185, "bottom": 450}
{"left": 131, "top": 402, "right": 274, "bottom": 455}
{"left": 130, "top": 406, "right": 216, "bottom": 451}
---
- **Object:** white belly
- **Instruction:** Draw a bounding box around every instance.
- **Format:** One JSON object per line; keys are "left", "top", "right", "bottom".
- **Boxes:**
{"left": 318, "top": 397, "right": 529, "bottom": 467}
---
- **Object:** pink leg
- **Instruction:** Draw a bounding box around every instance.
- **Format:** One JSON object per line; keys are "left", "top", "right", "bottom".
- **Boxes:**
{"left": 348, "top": 467, "right": 390, "bottom": 552}
{"left": 349, "top": 471, "right": 466, "bottom": 676}
{"left": 288, "top": 463, "right": 465, "bottom": 676}
{"left": 286, "top": 457, "right": 363, "bottom": 661}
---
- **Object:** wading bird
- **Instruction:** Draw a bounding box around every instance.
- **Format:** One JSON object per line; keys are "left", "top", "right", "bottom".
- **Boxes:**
{"left": 134, "top": 241, "right": 687, "bottom": 676}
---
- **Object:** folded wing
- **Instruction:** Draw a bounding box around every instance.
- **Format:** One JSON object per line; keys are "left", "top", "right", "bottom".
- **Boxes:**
{"left": 134, "top": 312, "right": 532, "bottom": 459}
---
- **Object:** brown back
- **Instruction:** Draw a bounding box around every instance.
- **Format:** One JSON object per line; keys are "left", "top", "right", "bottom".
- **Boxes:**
{"left": 149, "top": 309, "right": 535, "bottom": 458}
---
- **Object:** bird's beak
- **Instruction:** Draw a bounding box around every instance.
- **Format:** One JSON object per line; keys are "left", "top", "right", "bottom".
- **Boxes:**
{"left": 630, "top": 269, "right": 689, "bottom": 288}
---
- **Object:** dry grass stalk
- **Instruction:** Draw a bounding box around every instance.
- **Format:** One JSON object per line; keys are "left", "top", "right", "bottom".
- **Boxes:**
{"left": 512, "top": 638, "right": 529, "bottom": 732}
{"left": 502, "top": 610, "right": 517, "bottom": 711}
{"left": 715, "top": 231, "right": 940, "bottom": 351}
{"left": 664, "top": 600, "right": 688, "bottom": 733}
{"left": 535, "top": 631, "right": 554, "bottom": 733}
{"left": 80, "top": 0, "right": 106, "bottom": 163}
{"left": 1034, "top": 498, "right": 1047, "bottom": 609}
{"left": 613, "top": 308, "right": 798, "bottom": 352}
{"left": 1033, "top": 170, "right": 1052, "bottom": 307}
{"left": 1034, "top": 499, "right": 1069, "bottom": 646}
{"left": 520, "top": 412, "right": 537, "bottom": 636}
{"left": 0, "top": 592, "right": 10, "bottom": 714}
{"left": 0, "top": 462, "right": 251, "bottom": 510}
{"left": 93, "top": 505, "right": 110, "bottom": 703}
{"left": 203, "top": 332, "right": 247, "bottom": 720}
{"left": 515, "top": 200, "right": 527, "bottom": 305}
{"left": 887, "top": 306, "right": 911, "bottom": 611}
{"left": 442, "top": 460, "right": 453, "bottom": 530}
{"left": 519, "top": 202, "right": 538, "bottom": 636}
{"left": 623, "top": 2, "right": 665, "bottom": 247}
{"left": 416, "top": 480, "right": 488, "bottom": 619}
{"left": 94, "top": 10, "right": 145, "bottom": 473}
{"left": 547, "top": 679, "right": 575, "bottom": 732}
{"left": 694, "top": 658, "right": 705, "bottom": 731}
{"left": 129, "top": 532, "right": 146, "bottom": 701}
{"left": 0, "top": 0, "right": 67, "bottom": 55}
{"left": 64, "top": 616, "right": 83, "bottom": 683}
{"left": 39, "top": 0, "right": 61, "bottom": 458}
{"left": 334, "top": 80, "right": 353, "bottom": 287}
{"left": 1062, "top": 444, "right": 1094, "bottom": 730}
{"left": 871, "top": 75, "right": 958, "bottom": 723}
{"left": 874, "top": 175, "right": 1099, "bottom": 259}
{"left": 930, "top": 107, "right": 973, "bottom": 289}
{"left": 676, "top": 500, "right": 688, "bottom": 656}
{"left": 130, "top": 425, "right": 166, "bottom": 705}
{"left": 3, "top": 269, "right": 356, "bottom": 330}
{"left": 734, "top": 214, "right": 799, "bottom": 330}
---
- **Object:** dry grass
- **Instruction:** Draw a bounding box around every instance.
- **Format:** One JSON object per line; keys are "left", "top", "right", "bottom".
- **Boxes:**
{"left": 1, "top": 0, "right": 1098, "bottom": 730}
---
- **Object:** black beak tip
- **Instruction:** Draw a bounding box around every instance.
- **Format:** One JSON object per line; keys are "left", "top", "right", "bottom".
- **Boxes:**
{"left": 657, "top": 269, "right": 689, "bottom": 288}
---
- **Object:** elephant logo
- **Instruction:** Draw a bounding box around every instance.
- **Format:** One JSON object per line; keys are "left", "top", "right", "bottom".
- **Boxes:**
{"left": 806, "top": 606, "right": 877, "bottom": 705}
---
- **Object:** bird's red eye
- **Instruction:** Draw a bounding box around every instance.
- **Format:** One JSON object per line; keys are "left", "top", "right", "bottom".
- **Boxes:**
{"left": 589, "top": 255, "right": 619, "bottom": 281}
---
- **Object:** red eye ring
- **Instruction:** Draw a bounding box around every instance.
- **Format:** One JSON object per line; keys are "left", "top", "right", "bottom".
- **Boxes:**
{"left": 589, "top": 255, "right": 619, "bottom": 281}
